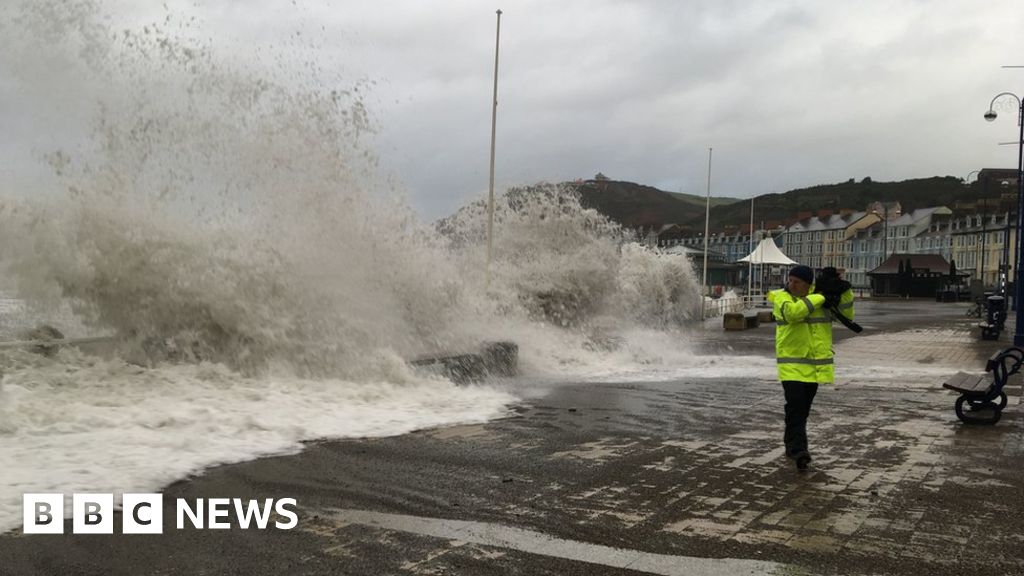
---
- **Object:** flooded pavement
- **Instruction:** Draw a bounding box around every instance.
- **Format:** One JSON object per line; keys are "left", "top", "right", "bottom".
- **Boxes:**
{"left": 318, "top": 508, "right": 785, "bottom": 575}
{"left": 2, "top": 299, "right": 1022, "bottom": 575}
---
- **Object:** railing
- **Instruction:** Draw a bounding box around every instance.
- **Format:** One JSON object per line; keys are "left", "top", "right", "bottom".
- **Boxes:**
{"left": 0, "top": 336, "right": 115, "bottom": 350}
{"left": 701, "top": 295, "right": 768, "bottom": 320}
{"left": 852, "top": 287, "right": 873, "bottom": 299}
{"left": 700, "top": 287, "right": 877, "bottom": 321}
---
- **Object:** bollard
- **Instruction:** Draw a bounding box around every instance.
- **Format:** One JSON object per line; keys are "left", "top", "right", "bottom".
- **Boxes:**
{"left": 986, "top": 295, "right": 1006, "bottom": 330}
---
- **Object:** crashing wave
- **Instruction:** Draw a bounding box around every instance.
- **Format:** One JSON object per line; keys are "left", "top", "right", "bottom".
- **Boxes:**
{"left": 0, "top": 0, "right": 703, "bottom": 379}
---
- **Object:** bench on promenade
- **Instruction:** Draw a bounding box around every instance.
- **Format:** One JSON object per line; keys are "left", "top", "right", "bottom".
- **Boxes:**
{"left": 723, "top": 312, "right": 759, "bottom": 330}
{"left": 942, "top": 347, "right": 1023, "bottom": 424}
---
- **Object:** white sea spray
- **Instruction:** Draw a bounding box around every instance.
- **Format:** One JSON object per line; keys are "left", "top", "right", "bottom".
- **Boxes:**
{"left": 0, "top": 0, "right": 707, "bottom": 533}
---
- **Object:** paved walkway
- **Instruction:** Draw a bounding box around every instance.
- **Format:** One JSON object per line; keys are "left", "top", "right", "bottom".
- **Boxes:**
{"left": 1, "top": 299, "right": 1022, "bottom": 576}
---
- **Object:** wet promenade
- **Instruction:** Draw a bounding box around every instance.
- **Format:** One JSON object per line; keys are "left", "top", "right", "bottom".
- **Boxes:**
{"left": 2, "top": 299, "right": 1022, "bottom": 575}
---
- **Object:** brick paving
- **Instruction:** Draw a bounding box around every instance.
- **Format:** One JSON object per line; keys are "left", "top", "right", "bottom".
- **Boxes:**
{"left": 2, "top": 299, "right": 1022, "bottom": 576}
{"left": 280, "top": 299, "right": 1023, "bottom": 575}
{"left": 633, "top": 299, "right": 1024, "bottom": 573}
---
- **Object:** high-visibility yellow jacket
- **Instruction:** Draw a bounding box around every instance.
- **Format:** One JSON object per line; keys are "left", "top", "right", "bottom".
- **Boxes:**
{"left": 768, "top": 287, "right": 855, "bottom": 384}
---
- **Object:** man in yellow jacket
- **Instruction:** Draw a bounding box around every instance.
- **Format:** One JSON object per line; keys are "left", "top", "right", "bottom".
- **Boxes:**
{"left": 768, "top": 265, "right": 855, "bottom": 471}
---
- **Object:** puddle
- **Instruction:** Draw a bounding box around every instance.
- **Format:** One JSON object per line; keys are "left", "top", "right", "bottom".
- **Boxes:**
{"left": 321, "top": 508, "right": 788, "bottom": 576}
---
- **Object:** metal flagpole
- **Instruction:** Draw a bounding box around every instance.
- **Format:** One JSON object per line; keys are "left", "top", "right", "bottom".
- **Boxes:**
{"left": 748, "top": 196, "right": 754, "bottom": 303}
{"left": 485, "top": 9, "right": 502, "bottom": 290}
{"left": 760, "top": 220, "right": 766, "bottom": 298}
{"left": 701, "top": 147, "right": 713, "bottom": 315}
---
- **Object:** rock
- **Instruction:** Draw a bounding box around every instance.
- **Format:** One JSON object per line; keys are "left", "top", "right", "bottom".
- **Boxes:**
{"left": 481, "top": 341, "right": 518, "bottom": 377}
{"left": 410, "top": 353, "right": 488, "bottom": 384}
{"left": 23, "top": 325, "right": 64, "bottom": 357}
{"left": 411, "top": 341, "right": 518, "bottom": 384}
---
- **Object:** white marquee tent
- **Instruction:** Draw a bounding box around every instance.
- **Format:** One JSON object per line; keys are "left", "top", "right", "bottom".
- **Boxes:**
{"left": 738, "top": 237, "right": 797, "bottom": 265}
{"left": 739, "top": 237, "right": 798, "bottom": 298}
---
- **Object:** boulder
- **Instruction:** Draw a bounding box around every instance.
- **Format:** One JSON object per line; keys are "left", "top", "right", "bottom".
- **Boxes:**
{"left": 22, "top": 325, "right": 65, "bottom": 357}
{"left": 411, "top": 341, "right": 519, "bottom": 384}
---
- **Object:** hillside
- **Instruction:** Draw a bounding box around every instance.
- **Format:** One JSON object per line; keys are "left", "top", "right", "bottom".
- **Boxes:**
{"left": 439, "top": 175, "right": 1013, "bottom": 235}
{"left": 576, "top": 179, "right": 740, "bottom": 229}
{"left": 577, "top": 175, "right": 1010, "bottom": 232}
{"left": 666, "top": 191, "right": 743, "bottom": 209}
{"left": 708, "top": 176, "right": 981, "bottom": 229}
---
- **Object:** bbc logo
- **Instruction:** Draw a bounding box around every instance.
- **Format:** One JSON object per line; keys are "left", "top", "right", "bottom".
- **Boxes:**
{"left": 24, "top": 493, "right": 298, "bottom": 534}
{"left": 24, "top": 493, "right": 163, "bottom": 534}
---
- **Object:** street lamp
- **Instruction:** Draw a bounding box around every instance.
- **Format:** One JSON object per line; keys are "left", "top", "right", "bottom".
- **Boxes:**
{"left": 984, "top": 92, "right": 1024, "bottom": 344}
{"left": 882, "top": 206, "right": 889, "bottom": 260}
{"left": 1001, "top": 180, "right": 1011, "bottom": 294}
{"left": 871, "top": 205, "right": 889, "bottom": 265}
{"left": 965, "top": 170, "right": 986, "bottom": 287}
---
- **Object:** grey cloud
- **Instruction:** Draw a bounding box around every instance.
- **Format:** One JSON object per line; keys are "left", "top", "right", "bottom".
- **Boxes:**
{"left": 4, "top": 0, "right": 1024, "bottom": 220}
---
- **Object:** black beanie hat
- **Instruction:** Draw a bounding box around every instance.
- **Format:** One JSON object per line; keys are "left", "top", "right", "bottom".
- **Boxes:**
{"left": 789, "top": 265, "right": 814, "bottom": 284}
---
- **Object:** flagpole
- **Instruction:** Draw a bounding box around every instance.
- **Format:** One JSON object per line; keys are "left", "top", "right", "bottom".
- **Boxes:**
{"left": 701, "top": 147, "right": 713, "bottom": 315}
{"left": 748, "top": 196, "right": 754, "bottom": 304}
{"left": 485, "top": 9, "right": 502, "bottom": 290}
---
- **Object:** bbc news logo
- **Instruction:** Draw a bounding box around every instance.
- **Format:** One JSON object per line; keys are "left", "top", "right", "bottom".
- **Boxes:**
{"left": 23, "top": 494, "right": 298, "bottom": 534}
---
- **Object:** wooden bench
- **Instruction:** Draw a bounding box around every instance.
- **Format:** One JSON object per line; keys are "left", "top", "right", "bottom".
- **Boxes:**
{"left": 942, "top": 347, "right": 1023, "bottom": 424}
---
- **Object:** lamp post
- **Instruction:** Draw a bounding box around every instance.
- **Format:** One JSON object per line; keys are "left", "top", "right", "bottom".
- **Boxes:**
{"left": 981, "top": 194, "right": 988, "bottom": 287}
{"left": 872, "top": 205, "right": 889, "bottom": 265}
{"left": 1001, "top": 180, "right": 1011, "bottom": 294}
{"left": 984, "top": 92, "right": 1024, "bottom": 344}
{"left": 883, "top": 206, "right": 888, "bottom": 261}
{"left": 965, "top": 170, "right": 985, "bottom": 286}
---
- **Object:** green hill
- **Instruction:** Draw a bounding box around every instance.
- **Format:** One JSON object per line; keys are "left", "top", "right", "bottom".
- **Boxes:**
{"left": 440, "top": 175, "right": 1013, "bottom": 234}
{"left": 578, "top": 175, "right": 1010, "bottom": 231}
{"left": 707, "top": 176, "right": 973, "bottom": 228}
{"left": 576, "top": 179, "right": 742, "bottom": 230}
{"left": 666, "top": 191, "right": 743, "bottom": 209}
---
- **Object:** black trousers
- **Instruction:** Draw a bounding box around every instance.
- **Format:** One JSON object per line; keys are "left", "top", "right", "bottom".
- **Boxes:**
{"left": 782, "top": 380, "right": 819, "bottom": 456}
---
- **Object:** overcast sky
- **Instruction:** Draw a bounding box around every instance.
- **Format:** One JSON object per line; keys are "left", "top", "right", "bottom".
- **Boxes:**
{"left": 5, "top": 1, "right": 1024, "bottom": 220}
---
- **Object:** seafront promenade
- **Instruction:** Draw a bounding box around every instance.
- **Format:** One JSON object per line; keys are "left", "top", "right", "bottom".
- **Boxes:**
{"left": 1, "top": 299, "right": 1022, "bottom": 575}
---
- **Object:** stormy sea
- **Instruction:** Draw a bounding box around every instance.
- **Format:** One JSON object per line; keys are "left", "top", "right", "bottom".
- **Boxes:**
{"left": 0, "top": 0, "right": 759, "bottom": 533}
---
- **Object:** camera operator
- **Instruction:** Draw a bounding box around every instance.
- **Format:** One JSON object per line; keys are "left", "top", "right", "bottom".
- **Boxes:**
{"left": 768, "top": 265, "right": 857, "bottom": 472}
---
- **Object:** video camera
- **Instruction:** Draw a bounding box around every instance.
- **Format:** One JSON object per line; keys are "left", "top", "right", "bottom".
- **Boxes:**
{"left": 815, "top": 267, "right": 863, "bottom": 334}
